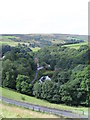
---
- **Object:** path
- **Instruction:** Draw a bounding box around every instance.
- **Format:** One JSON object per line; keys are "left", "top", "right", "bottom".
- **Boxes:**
{"left": 0, "top": 96, "right": 88, "bottom": 119}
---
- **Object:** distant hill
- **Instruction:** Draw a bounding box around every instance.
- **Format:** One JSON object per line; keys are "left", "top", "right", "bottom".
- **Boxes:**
{"left": 0, "top": 34, "right": 88, "bottom": 47}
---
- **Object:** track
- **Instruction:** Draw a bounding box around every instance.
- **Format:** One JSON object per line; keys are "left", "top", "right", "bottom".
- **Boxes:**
{"left": 0, "top": 96, "right": 88, "bottom": 119}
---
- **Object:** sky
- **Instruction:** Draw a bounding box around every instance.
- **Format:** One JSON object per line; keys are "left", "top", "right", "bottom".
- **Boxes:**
{"left": 0, "top": 0, "right": 89, "bottom": 35}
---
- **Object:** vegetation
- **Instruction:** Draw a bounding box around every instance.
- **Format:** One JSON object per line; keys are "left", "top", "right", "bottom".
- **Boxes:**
{"left": 0, "top": 87, "right": 88, "bottom": 115}
{"left": 0, "top": 41, "right": 18, "bottom": 46}
{"left": 0, "top": 34, "right": 87, "bottom": 48}
{"left": 63, "top": 42, "right": 88, "bottom": 49}
{"left": 30, "top": 47, "right": 41, "bottom": 52}
{"left": 0, "top": 102, "right": 59, "bottom": 119}
{"left": 1, "top": 43, "right": 89, "bottom": 107}
{"left": 0, "top": 34, "right": 89, "bottom": 118}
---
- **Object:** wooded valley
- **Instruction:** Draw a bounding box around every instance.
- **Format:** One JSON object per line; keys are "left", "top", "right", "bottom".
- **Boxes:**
{"left": 0, "top": 34, "right": 89, "bottom": 107}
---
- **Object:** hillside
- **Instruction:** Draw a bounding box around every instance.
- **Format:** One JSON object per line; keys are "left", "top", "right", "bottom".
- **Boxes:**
{"left": 0, "top": 34, "right": 89, "bottom": 119}
{"left": 1, "top": 43, "right": 89, "bottom": 107}
{"left": 63, "top": 42, "right": 88, "bottom": 49}
{"left": 0, "top": 87, "right": 88, "bottom": 116}
{"left": 0, "top": 102, "right": 59, "bottom": 119}
{"left": 0, "top": 34, "right": 88, "bottom": 48}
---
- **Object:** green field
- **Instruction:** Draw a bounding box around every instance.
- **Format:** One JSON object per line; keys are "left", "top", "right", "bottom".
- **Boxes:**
{"left": 0, "top": 102, "right": 59, "bottom": 119}
{"left": 0, "top": 41, "right": 40, "bottom": 52}
{"left": 63, "top": 42, "right": 88, "bottom": 49}
{"left": 0, "top": 35, "right": 88, "bottom": 51}
{"left": 0, "top": 41, "right": 18, "bottom": 46}
{"left": 0, "top": 87, "right": 88, "bottom": 116}
{"left": 0, "top": 35, "right": 40, "bottom": 52}
{"left": 30, "top": 47, "right": 41, "bottom": 52}
{"left": 0, "top": 35, "right": 19, "bottom": 39}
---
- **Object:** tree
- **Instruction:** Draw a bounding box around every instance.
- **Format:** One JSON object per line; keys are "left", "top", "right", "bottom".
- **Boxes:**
{"left": 33, "top": 82, "right": 42, "bottom": 98}
{"left": 60, "top": 65, "right": 89, "bottom": 106}
{"left": 2, "top": 59, "right": 17, "bottom": 89}
{"left": 41, "top": 81, "right": 60, "bottom": 103}
{"left": 16, "top": 74, "right": 31, "bottom": 95}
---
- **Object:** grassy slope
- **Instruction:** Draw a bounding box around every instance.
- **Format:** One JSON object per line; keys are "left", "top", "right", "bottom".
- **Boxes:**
{"left": 0, "top": 102, "right": 59, "bottom": 119}
{"left": 30, "top": 47, "right": 41, "bottom": 52}
{"left": 63, "top": 42, "right": 88, "bottom": 49}
{"left": 0, "top": 35, "right": 88, "bottom": 50}
{"left": 0, "top": 36, "right": 19, "bottom": 46}
{"left": 0, "top": 41, "right": 18, "bottom": 46}
{"left": 0, "top": 87, "right": 88, "bottom": 116}
{"left": 0, "top": 38, "right": 40, "bottom": 52}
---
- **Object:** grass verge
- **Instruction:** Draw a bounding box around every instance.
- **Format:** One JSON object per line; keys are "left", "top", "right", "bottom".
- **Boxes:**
{"left": 0, "top": 102, "right": 59, "bottom": 119}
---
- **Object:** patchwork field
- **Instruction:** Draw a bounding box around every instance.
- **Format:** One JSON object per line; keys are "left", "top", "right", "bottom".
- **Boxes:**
{"left": 0, "top": 34, "right": 88, "bottom": 51}
{"left": 0, "top": 34, "right": 88, "bottom": 48}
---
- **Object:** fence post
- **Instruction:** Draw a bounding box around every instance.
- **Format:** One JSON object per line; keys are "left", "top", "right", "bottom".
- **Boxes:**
{"left": 82, "top": 110, "right": 84, "bottom": 115}
{"left": 38, "top": 108, "right": 40, "bottom": 112}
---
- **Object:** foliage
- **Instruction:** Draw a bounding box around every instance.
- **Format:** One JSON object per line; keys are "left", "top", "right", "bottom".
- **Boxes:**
{"left": 33, "top": 82, "right": 42, "bottom": 98}
{"left": 2, "top": 44, "right": 89, "bottom": 107}
{"left": 2, "top": 45, "right": 36, "bottom": 91}
{"left": 16, "top": 74, "right": 32, "bottom": 95}
{"left": 1, "top": 87, "right": 88, "bottom": 115}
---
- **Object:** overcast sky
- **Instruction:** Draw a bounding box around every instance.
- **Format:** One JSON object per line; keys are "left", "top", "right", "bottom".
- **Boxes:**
{"left": 0, "top": 0, "right": 89, "bottom": 35}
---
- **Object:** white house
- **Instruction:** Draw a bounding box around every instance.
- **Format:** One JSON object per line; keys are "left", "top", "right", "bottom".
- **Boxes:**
{"left": 39, "top": 76, "right": 51, "bottom": 83}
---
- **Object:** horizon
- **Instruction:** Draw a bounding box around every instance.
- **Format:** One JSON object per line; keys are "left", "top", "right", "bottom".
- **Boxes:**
{"left": 0, "top": 33, "right": 88, "bottom": 36}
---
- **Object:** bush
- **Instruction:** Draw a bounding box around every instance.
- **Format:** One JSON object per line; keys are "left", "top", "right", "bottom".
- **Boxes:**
{"left": 21, "top": 96, "right": 25, "bottom": 101}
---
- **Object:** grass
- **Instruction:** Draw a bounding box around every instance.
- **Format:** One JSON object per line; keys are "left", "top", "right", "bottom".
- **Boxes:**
{"left": 0, "top": 41, "right": 18, "bottom": 46}
{"left": 63, "top": 42, "right": 88, "bottom": 49}
{"left": 51, "top": 39, "right": 64, "bottom": 44}
{"left": 0, "top": 41, "right": 30, "bottom": 47}
{"left": 0, "top": 87, "right": 88, "bottom": 116}
{"left": 0, "top": 102, "right": 59, "bottom": 119}
{"left": 30, "top": 47, "right": 41, "bottom": 52}
{"left": 0, "top": 35, "right": 18, "bottom": 39}
{"left": 0, "top": 39, "right": 40, "bottom": 52}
